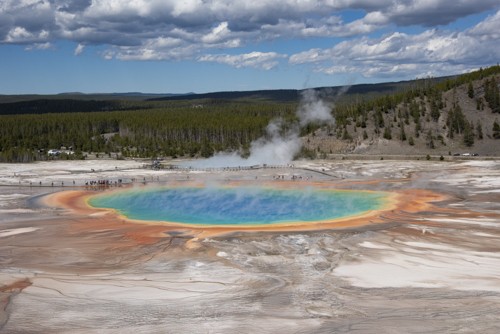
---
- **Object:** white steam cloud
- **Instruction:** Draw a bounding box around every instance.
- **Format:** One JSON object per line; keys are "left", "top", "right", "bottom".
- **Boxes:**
{"left": 185, "top": 89, "right": 340, "bottom": 168}
{"left": 297, "top": 89, "right": 333, "bottom": 127}
{"left": 188, "top": 119, "right": 301, "bottom": 168}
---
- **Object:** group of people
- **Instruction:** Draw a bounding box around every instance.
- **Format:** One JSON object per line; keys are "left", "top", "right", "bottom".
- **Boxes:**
{"left": 85, "top": 179, "right": 123, "bottom": 189}
{"left": 273, "top": 174, "right": 313, "bottom": 181}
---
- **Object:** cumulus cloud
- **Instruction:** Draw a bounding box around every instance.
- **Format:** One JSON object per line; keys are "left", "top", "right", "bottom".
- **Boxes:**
{"left": 469, "top": 9, "right": 500, "bottom": 38}
{"left": 384, "top": 0, "right": 499, "bottom": 26}
{"left": 290, "top": 10, "right": 500, "bottom": 79}
{"left": 5, "top": 26, "right": 50, "bottom": 43}
{"left": 201, "top": 21, "right": 232, "bottom": 44}
{"left": 198, "top": 52, "right": 285, "bottom": 70}
{"left": 0, "top": 0, "right": 498, "bottom": 73}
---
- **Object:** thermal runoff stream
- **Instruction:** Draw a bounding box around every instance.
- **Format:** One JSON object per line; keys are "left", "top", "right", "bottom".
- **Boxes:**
{"left": 88, "top": 186, "right": 388, "bottom": 226}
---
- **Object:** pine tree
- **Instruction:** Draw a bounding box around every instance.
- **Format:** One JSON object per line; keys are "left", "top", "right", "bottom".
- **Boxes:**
{"left": 463, "top": 121, "right": 474, "bottom": 147}
{"left": 476, "top": 121, "right": 483, "bottom": 140}
{"left": 415, "top": 121, "right": 421, "bottom": 138}
{"left": 426, "top": 129, "right": 435, "bottom": 149}
{"left": 485, "top": 78, "right": 500, "bottom": 113}
{"left": 383, "top": 127, "right": 392, "bottom": 140}
{"left": 399, "top": 122, "right": 407, "bottom": 141}
{"left": 447, "top": 104, "right": 466, "bottom": 137}
{"left": 467, "top": 81, "right": 474, "bottom": 99}
{"left": 430, "top": 100, "right": 440, "bottom": 121}
{"left": 493, "top": 120, "right": 500, "bottom": 139}
{"left": 376, "top": 109, "right": 385, "bottom": 128}
{"left": 476, "top": 98, "right": 484, "bottom": 110}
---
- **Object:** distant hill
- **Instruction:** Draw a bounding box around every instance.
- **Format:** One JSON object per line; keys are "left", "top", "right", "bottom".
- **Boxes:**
{"left": 149, "top": 78, "right": 453, "bottom": 103}
{"left": 0, "top": 81, "right": 418, "bottom": 105}
{"left": 0, "top": 99, "right": 149, "bottom": 115}
{"left": 0, "top": 77, "right": 452, "bottom": 115}
{"left": 150, "top": 89, "right": 300, "bottom": 102}
{"left": 0, "top": 92, "right": 192, "bottom": 104}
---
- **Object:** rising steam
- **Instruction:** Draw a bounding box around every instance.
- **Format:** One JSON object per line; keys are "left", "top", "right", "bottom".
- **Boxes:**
{"left": 297, "top": 89, "right": 333, "bottom": 127}
{"left": 185, "top": 88, "right": 341, "bottom": 168}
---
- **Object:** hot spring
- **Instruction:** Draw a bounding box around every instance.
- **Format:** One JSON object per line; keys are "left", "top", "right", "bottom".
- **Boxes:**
{"left": 88, "top": 185, "right": 388, "bottom": 227}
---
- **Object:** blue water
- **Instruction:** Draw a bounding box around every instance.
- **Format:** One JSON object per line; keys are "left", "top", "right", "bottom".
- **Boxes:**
{"left": 88, "top": 186, "right": 386, "bottom": 226}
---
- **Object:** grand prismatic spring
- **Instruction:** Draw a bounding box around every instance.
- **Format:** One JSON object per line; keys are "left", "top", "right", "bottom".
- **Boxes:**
{"left": 88, "top": 186, "right": 388, "bottom": 227}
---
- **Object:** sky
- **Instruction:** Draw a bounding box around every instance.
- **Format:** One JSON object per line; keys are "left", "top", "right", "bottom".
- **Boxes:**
{"left": 1, "top": 0, "right": 499, "bottom": 94}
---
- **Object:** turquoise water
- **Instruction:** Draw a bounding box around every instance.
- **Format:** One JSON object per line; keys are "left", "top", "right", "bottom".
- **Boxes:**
{"left": 88, "top": 186, "right": 386, "bottom": 226}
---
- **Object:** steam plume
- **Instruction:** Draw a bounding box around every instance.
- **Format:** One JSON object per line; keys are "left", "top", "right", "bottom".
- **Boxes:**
{"left": 185, "top": 88, "right": 343, "bottom": 168}
{"left": 297, "top": 89, "right": 334, "bottom": 127}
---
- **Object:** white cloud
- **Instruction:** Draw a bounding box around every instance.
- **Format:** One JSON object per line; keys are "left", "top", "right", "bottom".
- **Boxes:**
{"left": 25, "top": 42, "right": 52, "bottom": 50}
{"left": 5, "top": 26, "right": 32, "bottom": 42}
{"left": 289, "top": 48, "right": 328, "bottom": 65}
{"left": 2, "top": 1, "right": 496, "bottom": 41}
{"left": 5, "top": 27, "right": 50, "bottom": 43}
{"left": 108, "top": 43, "right": 199, "bottom": 61}
{"left": 74, "top": 43, "right": 84, "bottom": 55}
{"left": 198, "top": 52, "right": 285, "bottom": 70}
{"left": 469, "top": 9, "right": 500, "bottom": 39}
{"left": 290, "top": 10, "right": 500, "bottom": 79}
{"left": 385, "top": 0, "right": 499, "bottom": 26}
{"left": 261, "top": 16, "right": 358, "bottom": 38}
{"left": 202, "top": 21, "right": 231, "bottom": 44}
{"left": 0, "top": 0, "right": 499, "bottom": 71}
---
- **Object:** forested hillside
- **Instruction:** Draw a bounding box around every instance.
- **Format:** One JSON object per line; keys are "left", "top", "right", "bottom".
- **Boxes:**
{"left": 304, "top": 65, "right": 500, "bottom": 157}
{"left": 0, "top": 101, "right": 294, "bottom": 162}
{"left": 0, "top": 66, "right": 499, "bottom": 162}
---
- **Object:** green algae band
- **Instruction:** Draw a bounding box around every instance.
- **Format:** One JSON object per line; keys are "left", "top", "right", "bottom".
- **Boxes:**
{"left": 88, "top": 186, "right": 387, "bottom": 226}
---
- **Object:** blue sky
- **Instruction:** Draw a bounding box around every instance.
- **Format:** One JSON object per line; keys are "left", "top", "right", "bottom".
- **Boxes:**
{"left": 1, "top": 1, "right": 499, "bottom": 94}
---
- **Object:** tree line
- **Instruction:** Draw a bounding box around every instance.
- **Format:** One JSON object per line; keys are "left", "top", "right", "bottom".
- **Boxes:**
{"left": 0, "top": 101, "right": 295, "bottom": 162}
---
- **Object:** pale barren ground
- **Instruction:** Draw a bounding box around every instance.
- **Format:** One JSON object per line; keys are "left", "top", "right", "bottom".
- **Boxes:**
{"left": 1, "top": 159, "right": 500, "bottom": 333}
